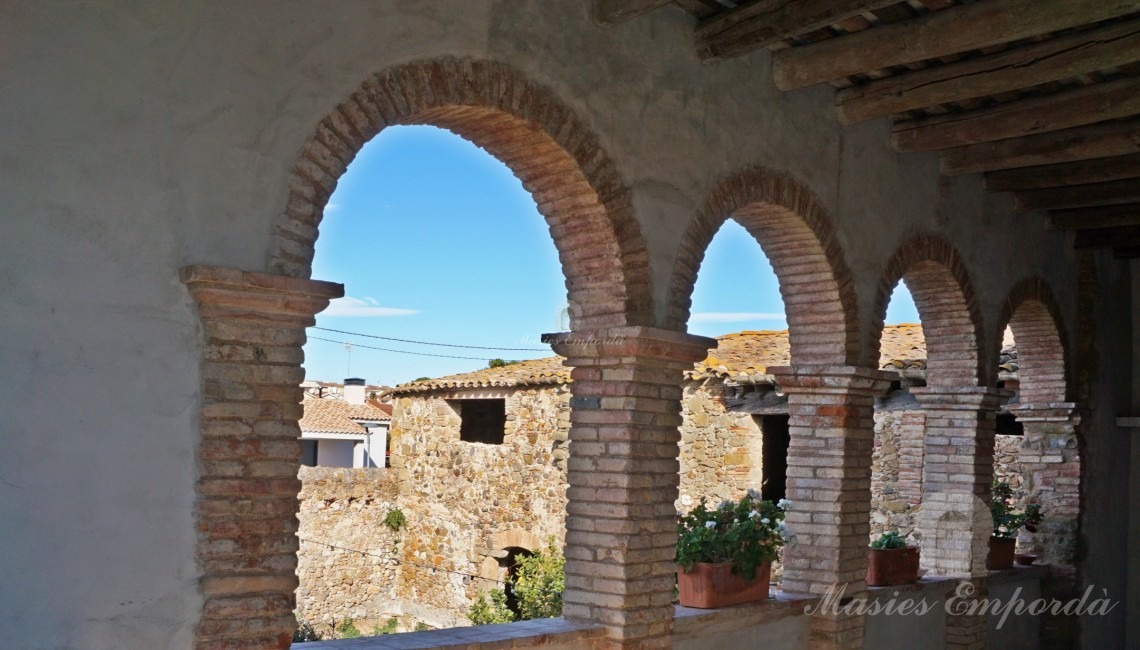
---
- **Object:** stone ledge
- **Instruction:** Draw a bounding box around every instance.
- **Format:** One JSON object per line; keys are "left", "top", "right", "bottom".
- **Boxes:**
{"left": 866, "top": 575, "right": 958, "bottom": 602}
{"left": 181, "top": 265, "right": 344, "bottom": 300}
{"left": 987, "top": 563, "right": 1051, "bottom": 586}
{"left": 295, "top": 618, "right": 605, "bottom": 649}
{"left": 672, "top": 589, "right": 816, "bottom": 640}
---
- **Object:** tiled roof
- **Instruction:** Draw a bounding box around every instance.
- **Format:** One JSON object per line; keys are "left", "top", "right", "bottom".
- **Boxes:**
{"left": 299, "top": 395, "right": 391, "bottom": 435}
{"left": 391, "top": 356, "right": 570, "bottom": 394}
{"left": 391, "top": 325, "right": 934, "bottom": 393}
{"left": 693, "top": 323, "right": 926, "bottom": 383}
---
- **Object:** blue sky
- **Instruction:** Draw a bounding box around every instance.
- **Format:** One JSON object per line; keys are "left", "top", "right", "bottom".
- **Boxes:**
{"left": 303, "top": 126, "right": 918, "bottom": 385}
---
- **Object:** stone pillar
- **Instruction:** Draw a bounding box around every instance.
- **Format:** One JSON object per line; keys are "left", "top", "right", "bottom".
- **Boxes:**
{"left": 544, "top": 327, "right": 715, "bottom": 648}
{"left": 769, "top": 365, "right": 894, "bottom": 650}
{"left": 913, "top": 387, "right": 1004, "bottom": 650}
{"left": 1008, "top": 403, "right": 1081, "bottom": 569}
{"left": 182, "top": 266, "right": 343, "bottom": 650}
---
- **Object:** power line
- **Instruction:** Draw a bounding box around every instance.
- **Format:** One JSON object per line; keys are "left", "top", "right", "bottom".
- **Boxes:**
{"left": 308, "top": 336, "right": 501, "bottom": 361}
{"left": 312, "top": 326, "right": 547, "bottom": 352}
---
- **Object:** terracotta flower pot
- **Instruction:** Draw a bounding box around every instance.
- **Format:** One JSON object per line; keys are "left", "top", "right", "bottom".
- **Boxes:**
{"left": 865, "top": 546, "right": 920, "bottom": 587}
{"left": 677, "top": 561, "right": 771, "bottom": 608}
{"left": 988, "top": 537, "right": 1017, "bottom": 570}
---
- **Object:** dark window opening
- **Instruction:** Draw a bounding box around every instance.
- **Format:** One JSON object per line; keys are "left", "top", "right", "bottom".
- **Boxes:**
{"left": 758, "top": 415, "right": 790, "bottom": 502}
{"left": 457, "top": 399, "right": 507, "bottom": 444}
{"left": 996, "top": 413, "right": 1024, "bottom": 436}
{"left": 300, "top": 439, "right": 318, "bottom": 467}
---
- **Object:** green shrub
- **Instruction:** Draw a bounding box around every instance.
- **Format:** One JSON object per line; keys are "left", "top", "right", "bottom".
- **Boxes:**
{"left": 512, "top": 540, "right": 565, "bottom": 620}
{"left": 293, "top": 619, "right": 323, "bottom": 642}
{"left": 336, "top": 618, "right": 362, "bottom": 639}
{"left": 992, "top": 480, "right": 1043, "bottom": 539}
{"left": 414, "top": 622, "right": 432, "bottom": 631}
{"left": 468, "top": 588, "right": 515, "bottom": 625}
{"left": 371, "top": 617, "right": 399, "bottom": 635}
{"left": 383, "top": 508, "right": 407, "bottom": 531}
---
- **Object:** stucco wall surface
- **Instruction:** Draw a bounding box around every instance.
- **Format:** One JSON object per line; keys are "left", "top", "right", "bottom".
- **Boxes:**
{"left": 0, "top": 1, "right": 1090, "bottom": 647}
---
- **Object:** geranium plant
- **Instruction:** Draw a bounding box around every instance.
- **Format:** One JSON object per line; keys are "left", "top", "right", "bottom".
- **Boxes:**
{"left": 991, "top": 480, "right": 1042, "bottom": 540}
{"left": 870, "top": 530, "right": 908, "bottom": 550}
{"left": 675, "top": 490, "right": 790, "bottom": 581}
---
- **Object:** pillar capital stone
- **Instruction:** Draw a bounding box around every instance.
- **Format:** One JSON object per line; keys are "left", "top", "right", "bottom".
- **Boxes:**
{"left": 1008, "top": 402, "right": 1082, "bottom": 424}
{"left": 181, "top": 265, "right": 344, "bottom": 326}
{"left": 911, "top": 385, "right": 1009, "bottom": 410}
{"left": 542, "top": 326, "right": 716, "bottom": 367}
{"left": 768, "top": 365, "right": 895, "bottom": 396}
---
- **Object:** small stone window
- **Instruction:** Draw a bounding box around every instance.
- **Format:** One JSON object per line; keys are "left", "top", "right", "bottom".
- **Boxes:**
{"left": 456, "top": 399, "right": 507, "bottom": 444}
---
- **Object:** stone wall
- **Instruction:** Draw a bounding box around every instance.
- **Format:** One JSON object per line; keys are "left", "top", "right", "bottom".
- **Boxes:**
{"left": 678, "top": 380, "right": 764, "bottom": 510}
{"left": 301, "top": 385, "right": 1044, "bottom": 633}
{"left": 870, "top": 409, "right": 926, "bottom": 541}
{"left": 869, "top": 409, "right": 1026, "bottom": 544}
{"left": 295, "top": 466, "right": 402, "bottom": 635}
{"left": 994, "top": 434, "right": 1025, "bottom": 495}
{"left": 387, "top": 386, "right": 572, "bottom": 627}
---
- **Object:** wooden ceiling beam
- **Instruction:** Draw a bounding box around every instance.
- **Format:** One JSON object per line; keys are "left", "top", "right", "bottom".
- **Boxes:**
{"left": 696, "top": 0, "right": 898, "bottom": 62}
{"left": 941, "top": 119, "right": 1140, "bottom": 175}
{"left": 673, "top": 0, "right": 721, "bottom": 20}
{"left": 593, "top": 0, "right": 673, "bottom": 25}
{"left": 1073, "top": 224, "right": 1140, "bottom": 250}
{"left": 771, "top": 0, "right": 1139, "bottom": 91}
{"left": 986, "top": 153, "right": 1140, "bottom": 191}
{"left": 1048, "top": 203, "right": 1140, "bottom": 230}
{"left": 1015, "top": 178, "right": 1140, "bottom": 212}
{"left": 836, "top": 19, "right": 1140, "bottom": 124}
{"left": 892, "top": 77, "right": 1140, "bottom": 153}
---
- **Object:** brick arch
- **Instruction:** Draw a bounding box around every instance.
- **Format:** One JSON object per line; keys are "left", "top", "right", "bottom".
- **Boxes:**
{"left": 998, "top": 278, "right": 1070, "bottom": 404}
{"left": 666, "top": 167, "right": 860, "bottom": 365}
{"left": 872, "top": 234, "right": 986, "bottom": 387}
{"left": 267, "top": 56, "right": 651, "bottom": 330}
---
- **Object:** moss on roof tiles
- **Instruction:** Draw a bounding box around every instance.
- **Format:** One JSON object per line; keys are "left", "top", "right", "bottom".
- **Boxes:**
{"left": 391, "top": 324, "right": 937, "bottom": 394}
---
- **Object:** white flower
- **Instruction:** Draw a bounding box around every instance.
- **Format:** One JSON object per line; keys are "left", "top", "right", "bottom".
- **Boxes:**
{"left": 705, "top": 520, "right": 717, "bottom": 529}
{"left": 777, "top": 498, "right": 792, "bottom": 510}
{"left": 749, "top": 510, "right": 760, "bottom": 519}
{"left": 761, "top": 518, "right": 770, "bottom": 525}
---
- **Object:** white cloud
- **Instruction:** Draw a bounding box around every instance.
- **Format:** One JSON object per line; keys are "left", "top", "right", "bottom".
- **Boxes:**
{"left": 324, "top": 297, "right": 418, "bottom": 318}
{"left": 690, "top": 311, "right": 785, "bottom": 324}
{"left": 324, "top": 202, "right": 341, "bottom": 213}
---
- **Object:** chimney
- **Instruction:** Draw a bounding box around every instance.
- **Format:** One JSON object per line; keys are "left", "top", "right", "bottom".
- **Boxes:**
{"left": 344, "top": 377, "right": 366, "bottom": 405}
